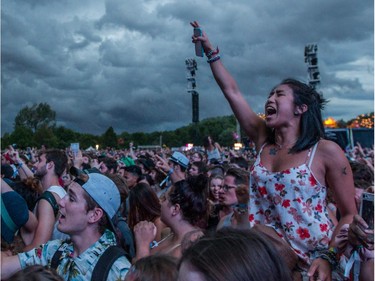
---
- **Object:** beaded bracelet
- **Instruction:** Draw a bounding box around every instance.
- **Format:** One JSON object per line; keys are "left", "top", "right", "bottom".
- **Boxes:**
{"left": 206, "top": 46, "right": 219, "bottom": 58}
{"left": 315, "top": 247, "right": 339, "bottom": 269}
{"left": 207, "top": 55, "right": 221, "bottom": 64}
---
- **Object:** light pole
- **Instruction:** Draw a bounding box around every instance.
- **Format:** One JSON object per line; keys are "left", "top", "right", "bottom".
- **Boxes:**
{"left": 304, "top": 43, "right": 320, "bottom": 89}
{"left": 185, "top": 58, "right": 199, "bottom": 123}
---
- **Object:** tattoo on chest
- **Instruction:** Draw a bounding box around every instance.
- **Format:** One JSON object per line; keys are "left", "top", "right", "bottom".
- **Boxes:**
{"left": 269, "top": 148, "right": 278, "bottom": 155}
{"left": 269, "top": 147, "right": 292, "bottom": 156}
{"left": 342, "top": 166, "right": 347, "bottom": 175}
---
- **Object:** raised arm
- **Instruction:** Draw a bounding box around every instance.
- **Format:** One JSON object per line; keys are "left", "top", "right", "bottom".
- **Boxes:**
{"left": 13, "top": 150, "right": 34, "bottom": 179}
{"left": 190, "top": 21, "right": 268, "bottom": 148}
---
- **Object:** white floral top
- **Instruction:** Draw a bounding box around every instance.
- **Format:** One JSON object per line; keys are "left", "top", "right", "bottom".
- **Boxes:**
{"left": 249, "top": 142, "right": 333, "bottom": 266}
{"left": 18, "top": 230, "right": 130, "bottom": 281}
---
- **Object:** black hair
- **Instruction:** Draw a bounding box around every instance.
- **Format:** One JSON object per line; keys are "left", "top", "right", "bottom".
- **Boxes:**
{"left": 169, "top": 175, "right": 209, "bottom": 228}
{"left": 101, "top": 157, "right": 118, "bottom": 173}
{"left": 268, "top": 78, "right": 328, "bottom": 153}
{"left": 42, "top": 149, "right": 68, "bottom": 177}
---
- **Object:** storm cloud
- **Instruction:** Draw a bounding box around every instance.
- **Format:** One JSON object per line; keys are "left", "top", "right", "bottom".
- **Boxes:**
{"left": 1, "top": 0, "right": 373, "bottom": 136}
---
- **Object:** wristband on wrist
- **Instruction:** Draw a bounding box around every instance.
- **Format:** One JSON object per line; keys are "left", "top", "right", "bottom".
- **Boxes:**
{"left": 207, "top": 55, "right": 221, "bottom": 64}
{"left": 314, "top": 247, "right": 340, "bottom": 269}
{"left": 206, "top": 46, "right": 219, "bottom": 58}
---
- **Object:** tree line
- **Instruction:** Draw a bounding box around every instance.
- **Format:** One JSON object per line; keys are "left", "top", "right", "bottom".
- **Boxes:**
{"left": 1, "top": 103, "right": 371, "bottom": 150}
{"left": 1, "top": 103, "right": 240, "bottom": 150}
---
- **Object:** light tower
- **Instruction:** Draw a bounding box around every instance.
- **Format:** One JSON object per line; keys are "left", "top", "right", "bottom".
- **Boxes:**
{"left": 304, "top": 43, "right": 320, "bottom": 89}
{"left": 185, "top": 58, "right": 199, "bottom": 123}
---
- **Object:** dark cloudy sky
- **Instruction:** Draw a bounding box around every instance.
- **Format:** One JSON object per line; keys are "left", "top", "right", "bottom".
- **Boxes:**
{"left": 1, "top": 0, "right": 373, "bottom": 136}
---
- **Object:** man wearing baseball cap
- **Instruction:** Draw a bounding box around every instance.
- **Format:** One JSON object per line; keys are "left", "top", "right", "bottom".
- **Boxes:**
{"left": 1, "top": 173, "right": 131, "bottom": 280}
{"left": 155, "top": 151, "right": 189, "bottom": 185}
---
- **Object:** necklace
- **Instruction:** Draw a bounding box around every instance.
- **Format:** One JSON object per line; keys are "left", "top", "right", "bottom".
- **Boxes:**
{"left": 150, "top": 233, "right": 174, "bottom": 249}
{"left": 270, "top": 139, "right": 298, "bottom": 156}
{"left": 275, "top": 138, "right": 298, "bottom": 149}
{"left": 275, "top": 142, "right": 295, "bottom": 150}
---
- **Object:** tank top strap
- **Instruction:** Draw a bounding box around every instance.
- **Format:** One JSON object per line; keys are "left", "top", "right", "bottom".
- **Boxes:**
{"left": 307, "top": 142, "right": 319, "bottom": 168}
{"left": 258, "top": 142, "right": 268, "bottom": 155}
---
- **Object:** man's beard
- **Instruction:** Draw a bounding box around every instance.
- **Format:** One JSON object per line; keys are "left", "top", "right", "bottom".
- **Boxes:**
{"left": 34, "top": 165, "right": 47, "bottom": 178}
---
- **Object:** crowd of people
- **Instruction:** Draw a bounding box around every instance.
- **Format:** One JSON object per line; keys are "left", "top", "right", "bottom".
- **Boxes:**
{"left": 1, "top": 21, "right": 374, "bottom": 281}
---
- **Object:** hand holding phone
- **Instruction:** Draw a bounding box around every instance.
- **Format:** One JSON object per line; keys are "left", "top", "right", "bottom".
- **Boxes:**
{"left": 360, "top": 192, "right": 374, "bottom": 229}
{"left": 70, "top": 143, "right": 80, "bottom": 158}
{"left": 194, "top": 27, "right": 204, "bottom": 57}
{"left": 360, "top": 192, "right": 374, "bottom": 246}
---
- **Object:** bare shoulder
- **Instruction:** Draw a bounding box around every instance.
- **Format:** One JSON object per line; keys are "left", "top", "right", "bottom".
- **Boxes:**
{"left": 317, "top": 139, "right": 347, "bottom": 160}
{"left": 316, "top": 140, "right": 352, "bottom": 178}
{"left": 36, "top": 197, "right": 56, "bottom": 219}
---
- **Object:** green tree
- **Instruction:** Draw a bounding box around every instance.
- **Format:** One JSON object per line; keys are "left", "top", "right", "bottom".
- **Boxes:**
{"left": 79, "top": 133, "right": 100, "bottom": 150}
{"left": 131, "top": 132, "right": 148, "bottom": 146}
{"left": 1, "top": 133, "right": 12, "bottom": 150}
{"left": 34, "top": 125, "right": 58, "bottom": 148}
{"left": 14, "top": 103, "right": 56, "bottom": 132}
{"left": 101, "top": 126, "right": 117, "bottom": 148}
{"left": 9, "top": 126, "right": 35, "bottom": 149}
{"left": 53, "top": 126, "right": 79, "bottom": 149}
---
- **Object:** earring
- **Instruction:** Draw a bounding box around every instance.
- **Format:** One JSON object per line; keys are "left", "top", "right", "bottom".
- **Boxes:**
{"left": 294, "top": 111, "right": 299, "bottom": 116}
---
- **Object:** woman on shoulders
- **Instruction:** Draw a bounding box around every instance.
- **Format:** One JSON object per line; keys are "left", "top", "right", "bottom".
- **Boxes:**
{"left": 191, "top": 21, "right": 357, "bottom": 280}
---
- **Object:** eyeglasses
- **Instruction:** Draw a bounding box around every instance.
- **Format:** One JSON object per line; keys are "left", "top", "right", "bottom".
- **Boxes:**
{"left": 221, "top": 184, "right": 237, "bottom": 192}
{"left": 61, "top": 174, "right": 71, "bottom": 181}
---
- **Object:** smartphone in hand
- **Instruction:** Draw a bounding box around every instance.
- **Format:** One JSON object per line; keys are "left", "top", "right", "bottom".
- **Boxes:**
{"left": 70, "top": 143, "right": 80, "bottom": 158}
{"left": 360, "top": 192, "right": 374, "bottom": 229}
{"left": 194, "top": 27, "right": 204, "bottom": 57}
{"left": 360, "top": 192, "right": 374, "bottom": 244}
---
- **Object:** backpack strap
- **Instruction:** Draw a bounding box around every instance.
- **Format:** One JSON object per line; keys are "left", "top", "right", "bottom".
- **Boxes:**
{"left": 36, "top": 191, "right": 59, "bottom": 217}
{"left": 91, "top": 246, "right": 128, "bottom": 281}
{"left": 50, "top": 242, "right": 66, "bottom": 270}
{"left": 114, "top": 213, "right": 135, "bottom": 260}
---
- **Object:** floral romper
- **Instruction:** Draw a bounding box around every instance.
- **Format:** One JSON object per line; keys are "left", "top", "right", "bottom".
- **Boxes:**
{"left": 249, "top": 142, "right": 333, "bottom": 266}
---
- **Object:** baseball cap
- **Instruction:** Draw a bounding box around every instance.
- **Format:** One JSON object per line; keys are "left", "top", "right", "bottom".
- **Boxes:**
{"left": 169, "top": 152, "right": 189, "bottom": 169}
{"left": 80, "top": 173, "right": 120, "bottom": 219}
{"left": 1, "top": 191, "right": 29, "bottom": 243}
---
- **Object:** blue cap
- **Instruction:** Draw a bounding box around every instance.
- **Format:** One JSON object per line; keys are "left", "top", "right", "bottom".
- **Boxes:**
{"left": 169, "top": 152, "right": 189, "bottom": 169}
{"left": 81, "top": 173, "right": 120, "bottom": 219}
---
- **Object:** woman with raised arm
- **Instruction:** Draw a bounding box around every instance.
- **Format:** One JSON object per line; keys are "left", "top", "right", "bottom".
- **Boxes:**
{"left": 191, "top": 21, "right": 357, "bottom": 281}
